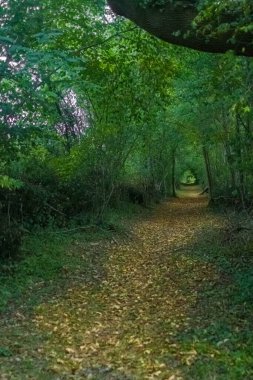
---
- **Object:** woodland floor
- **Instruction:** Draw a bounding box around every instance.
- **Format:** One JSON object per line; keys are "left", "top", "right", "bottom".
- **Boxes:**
{"left": 1, "top": 189, "right": 253, "bottom": 379}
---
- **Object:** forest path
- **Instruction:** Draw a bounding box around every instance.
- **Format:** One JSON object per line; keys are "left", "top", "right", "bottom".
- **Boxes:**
{"left": 1, "top": 199, "right": 232, "bottom": 380}
{"left": 176, "top": 184, "right": 206, "bottom": 199}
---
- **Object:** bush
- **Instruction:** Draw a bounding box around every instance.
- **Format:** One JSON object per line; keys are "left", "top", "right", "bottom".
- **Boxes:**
{"left": 0, "top": 216, "right": 23, "bottom": 259}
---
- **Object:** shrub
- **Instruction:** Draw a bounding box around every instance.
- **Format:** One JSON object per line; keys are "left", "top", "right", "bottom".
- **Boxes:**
{"left": 0, "top": 215, "right": 23, "bottom": 260}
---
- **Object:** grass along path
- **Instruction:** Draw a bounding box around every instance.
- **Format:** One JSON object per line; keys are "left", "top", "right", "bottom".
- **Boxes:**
{"left": 1, "top": 198, "right": 253, "bottom": 379}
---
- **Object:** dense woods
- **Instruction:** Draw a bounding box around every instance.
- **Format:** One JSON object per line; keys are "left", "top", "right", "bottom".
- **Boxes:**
{"left": 1, "top": 1, "right": 253, "bottom": 379}
{"left": 1, "top": 0, "right": 252, "bottom": 258}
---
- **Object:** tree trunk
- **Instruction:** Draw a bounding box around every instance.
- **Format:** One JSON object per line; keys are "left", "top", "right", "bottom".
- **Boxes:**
{"left": 108, "top": 0, "right": 253, "bottom": 57}
{"left": 171, "top": 149, "right": 176, "bottom": 197}
{"left": 203, "top": 146, "right": 214, "bottom": 200}
{"left": 235, "top": 114, "right": 246, "bottom": 208}
{"left": 220, "top": 106, "right": 237, "bottom": 192}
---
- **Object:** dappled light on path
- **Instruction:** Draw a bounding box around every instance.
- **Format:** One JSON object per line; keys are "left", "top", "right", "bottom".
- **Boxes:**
{"left": 176, "top": 185, "right": 207, "bottom": 199}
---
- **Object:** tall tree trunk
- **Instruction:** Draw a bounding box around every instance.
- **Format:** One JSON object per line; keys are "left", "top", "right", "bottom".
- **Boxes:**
{"left": 171, "top": 149, "right": 176, "bottom": 197}
{"left": 235, "top": 114, "right": 246, "bottom": 208}
{"left": 221, "top": 108, "right": 237, "bottom": 192}
{"left": 203, "top": 146, "right": 214, "bottom": 200}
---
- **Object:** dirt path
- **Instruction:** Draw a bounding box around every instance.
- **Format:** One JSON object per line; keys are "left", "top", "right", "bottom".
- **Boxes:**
{"left": 0, "top": 198, "right": 236, "bottom": 379}
{"left": 176, "top": 184, "right": 206, "bottom": 199}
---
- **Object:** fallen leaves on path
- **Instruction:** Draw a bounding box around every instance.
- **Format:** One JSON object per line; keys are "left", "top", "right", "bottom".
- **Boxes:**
{"left": 0, "top": 198, "right": 229, "bottom": 379}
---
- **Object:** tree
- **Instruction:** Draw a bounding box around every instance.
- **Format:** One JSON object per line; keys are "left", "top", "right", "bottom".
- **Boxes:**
{"left": 107, "top": 0, "right": 253, "bottom": 57}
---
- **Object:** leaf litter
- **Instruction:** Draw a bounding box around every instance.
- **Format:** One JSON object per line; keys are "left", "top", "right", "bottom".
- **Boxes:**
{"left": 0, "top": 197, "right": 245, "bottom": 380}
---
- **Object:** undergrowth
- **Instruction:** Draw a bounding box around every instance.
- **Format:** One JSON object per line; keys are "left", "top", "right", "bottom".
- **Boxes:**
{"left": 180, "top": 211, "right": 253, "bottom": 379}
{"left": 0, "top": 202, "right": 145, "bottom": 313}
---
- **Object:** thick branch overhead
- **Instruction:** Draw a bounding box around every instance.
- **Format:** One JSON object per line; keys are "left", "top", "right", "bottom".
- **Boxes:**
{"left": 108, "top": 0, "right": 253, "bottom": 57}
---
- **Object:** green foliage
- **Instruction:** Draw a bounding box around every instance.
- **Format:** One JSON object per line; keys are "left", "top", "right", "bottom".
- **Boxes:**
{"left": 0, "top": 219, "right": 23, "bottom": 260}
{"left": 196, "top": 0, "right": 253, "bottom": 40}
{"left": 0, "top": 176, "right": 23, "bottom": 190}
{"left": 0, "top": 347, "right": 13, "bottom": 358}
{"left": 0, "top": 3, "right": 253, "bottom": 379}
{"left": 180, "top": 170, "right": 197, "bottom": 185}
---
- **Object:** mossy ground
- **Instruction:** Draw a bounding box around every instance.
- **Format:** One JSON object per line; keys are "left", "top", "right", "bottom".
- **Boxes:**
{"left": 0, "top": 197, "right": 253, "bottom": 379}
